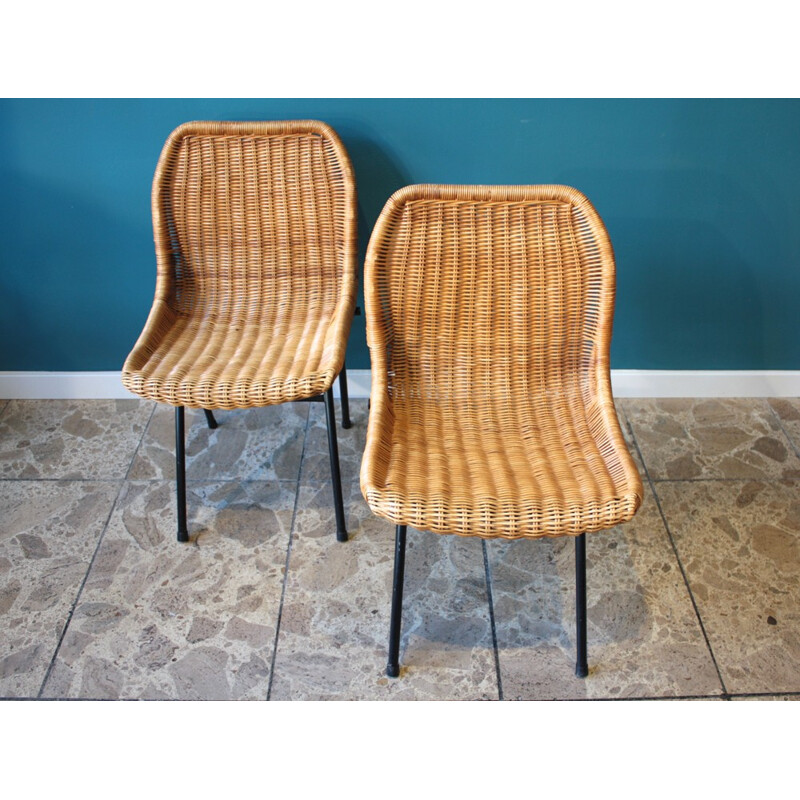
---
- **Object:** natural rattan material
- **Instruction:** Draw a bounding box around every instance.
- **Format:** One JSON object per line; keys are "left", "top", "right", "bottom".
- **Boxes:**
{"left": 122, "top": 121, "right": 357, "bottom": 409}
{"left": 360, "top": 184, "right": 642, "bottom": 539}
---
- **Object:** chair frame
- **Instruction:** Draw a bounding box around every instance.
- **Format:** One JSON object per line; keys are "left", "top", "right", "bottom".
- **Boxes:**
{"left": 385, "top": 527, "right": 588, "bottom": 678}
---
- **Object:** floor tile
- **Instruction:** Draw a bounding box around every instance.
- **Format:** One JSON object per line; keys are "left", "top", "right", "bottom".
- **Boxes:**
{"left": 298, "top": 399, "right": 366, "bottom": 487}
{"left": 0, "top": 399, "right": 152, "bottom": 480}
{"left": 128, "top": 403, "right": 309, "bottom": 482}
{"left": 270, "top": 478, "right": 498, "bottom": 700}
{"left": 4, "top": 395, "right": 796, "bottom": 702}
{"left": 0, "top": 480, "right": 120, "bottom": 697}
{"left": 486, "top": 484, "right": 723, "bottom": 699}
{"left": 41, "top": 479, "right": 294, "bottom": 700}
{"left": 656, "top": 479, "right": 800, "bottom": 694}
{"left": 622, "top": 398, "right": 800, "bottom": 481}
{"left": 617, "top": 404, "right": 647, "bottom": 476}
{"left": 768, "top": 398, "right": 800, "bottom": 457}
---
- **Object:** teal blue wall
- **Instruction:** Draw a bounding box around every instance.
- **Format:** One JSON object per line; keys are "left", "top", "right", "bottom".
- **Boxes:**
{"left": 1, "top": 99, "right": 798, "bottom": 371}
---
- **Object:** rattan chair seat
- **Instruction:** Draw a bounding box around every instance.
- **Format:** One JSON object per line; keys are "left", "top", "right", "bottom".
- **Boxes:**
{"left": 360, "top": 184, "right": 642, "bottom": 540}
{"left": 362, "top": 388, "right": 640, "bottom": 538}
{"left": 122, "top": 282, "right": 346, "bottom": 408}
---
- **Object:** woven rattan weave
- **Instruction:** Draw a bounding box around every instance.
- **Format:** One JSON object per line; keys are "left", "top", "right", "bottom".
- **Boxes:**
{"left": 122, "top": 120, "right": 357, "bottom": 409}
{"left": 361, "top": 184, "right": 642, "bottom": 540}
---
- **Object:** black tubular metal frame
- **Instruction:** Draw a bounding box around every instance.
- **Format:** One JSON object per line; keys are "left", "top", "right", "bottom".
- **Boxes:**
{"left": 387, "top": 524, "right": 407, "bottom": 678}
{"left": 172, "top": 368, "right": 351, "bottom": 543}
{"left": 175, "top": 406, "right": 188, "bottom": 543}
{"left": 339, "top": 360, "right": 352, "bottom": 430}
{"left": 203, "top": 409, "right": 218, "bottom": 429}
{"left": 575, "top": 533, "right": 589, "bottom": 677}
{"left": 385, "top": 528, "right": 590, "bottom": 679}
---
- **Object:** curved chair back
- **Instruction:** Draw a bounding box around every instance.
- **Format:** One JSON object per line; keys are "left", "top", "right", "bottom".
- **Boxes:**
{"left": 153, "top": 121, "right": 356, "bottom": 329}
{"left": 365, "top": 184, "right": 616, "bottom": 408}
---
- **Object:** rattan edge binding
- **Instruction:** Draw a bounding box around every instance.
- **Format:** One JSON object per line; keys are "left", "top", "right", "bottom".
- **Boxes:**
{"left": 362, "top": 489, "right": 643, "bottom": 540}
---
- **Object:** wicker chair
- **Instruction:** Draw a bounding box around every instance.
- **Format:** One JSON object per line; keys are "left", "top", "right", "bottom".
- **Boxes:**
{"left": 123, "top": 121, "right": 357, "bottom": 542}
{"left": 360, "top": 184, "right": 643, "bottom": 677}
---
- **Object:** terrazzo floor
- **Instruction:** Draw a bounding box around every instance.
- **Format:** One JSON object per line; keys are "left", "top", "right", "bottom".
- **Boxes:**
{"left": 1, "top": 395, "right": 799, "bottom": 701}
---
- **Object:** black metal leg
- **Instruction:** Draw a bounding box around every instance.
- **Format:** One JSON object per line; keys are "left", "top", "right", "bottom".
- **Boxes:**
{"left": 203, "top": 409, "right": 218, "bottom": 429}
{"left": 175, "top": 406, "right": 189, "bottom": 543}
{"left": 387, "top": 524, "right": 407, "bottom": 678}
{"left": 575, "top": 533, "right": 588, "bottom": 677}
{"left": 323, "top": 387, "right": 348, "bottom": 542}
{"left": 339, "top": 360, "right": 352, "bottom": 429}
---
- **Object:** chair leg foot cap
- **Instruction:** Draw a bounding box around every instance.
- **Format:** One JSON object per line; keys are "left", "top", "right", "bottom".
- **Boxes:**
{"left": 342, "top": 420, "right": 352, "bottom": 429}
{"left": 336, "top": 530, "right": 348, "bottom": 543}
{"left": 575, "top": 663, "right": 588, "bottom": 678}
{"left": 386, "top": 663, "right": 400, "bottom": 678}
{"left": 177, "top": 531, "right": 189, "bottom": 543}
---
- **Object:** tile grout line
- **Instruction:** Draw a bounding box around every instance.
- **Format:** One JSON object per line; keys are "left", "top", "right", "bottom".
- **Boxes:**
{"left": 533, "top": 691, "right": 800, "bottom": 702}
{"left": 123, "top": 401, "right": 158, "bottom": 482}
{"left": 36, "top": 478, "right": 127, "bottom": 699}
{"left": 481, "top": 540, "right": 504, "bottom": 701}
{"left": 649, "top": 478, "right": 791, "bottom": 484}
{"left": 5, "top": 691, "right": 799, "bottom": 702}
{"left": 36, "top": 400, "right": 156, "bottom": 699}
{"left": 0, "top": 477, "right": 138, "bottom": 483}
{"left": 722, "top": 691, "right": 800, "bottom": 700}
{"left": 266, "top": 405, "right": 313, "bottom": 701}
{"left": 3, "top": 475, "right": 795, "bottom": 485}
{"left": 763, "top": 398, "right": 800, "bottom": 461}
{"left": 622, "top": 406, "right": 731, "bottom": 700}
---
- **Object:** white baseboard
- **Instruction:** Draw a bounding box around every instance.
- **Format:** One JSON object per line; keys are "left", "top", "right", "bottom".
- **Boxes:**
{"left": 609, "top": 370, "right": 800, "bottom": 398}
{"left": 0, "top": 370, "right": 374, "bottom": 401}
{"left": 0, "top": 369, "right": 798, "bottom": 400}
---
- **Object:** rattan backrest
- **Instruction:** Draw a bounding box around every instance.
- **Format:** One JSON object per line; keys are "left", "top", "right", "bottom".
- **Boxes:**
{"left": 365, "top": 184, "right": 617, "bottom": 409}
{"left": 151, "top": 120, "right": 357, "bottom": 342}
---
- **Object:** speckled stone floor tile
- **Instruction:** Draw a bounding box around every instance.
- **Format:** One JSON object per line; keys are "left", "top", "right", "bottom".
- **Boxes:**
{"left": 128, "top": 403, "right": 309, "bottom": 482}
{"left": 40, "top": 479, "right": 295, "bottom": 700}
{"left": 4, "top": 395, "right": 798, "bottom": 701}
{"left": 0, "top": 399, "right": 152, "bottom": 479}
{"left": 299, "top": 399, "right": 366, "bottom": 487}
{"left": 768, "top": 398, "right": 800, "bottom": 457}
{"left": 617, "top": 405, "right": 647, "bottom": 475}
{"left": 0, "top": 480, "right": 120, "bottom": 697}
{"left": 655, "top": 479, "right": 800, "bottom": 695}
{"left": 270, "top": 477, "right": 498, "bottom": 700}
{"left": 622, "top": 398, "right": 800, "bottom": 481}
{"left": 486, "top": 484, "right": 723, "bottom": 699}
